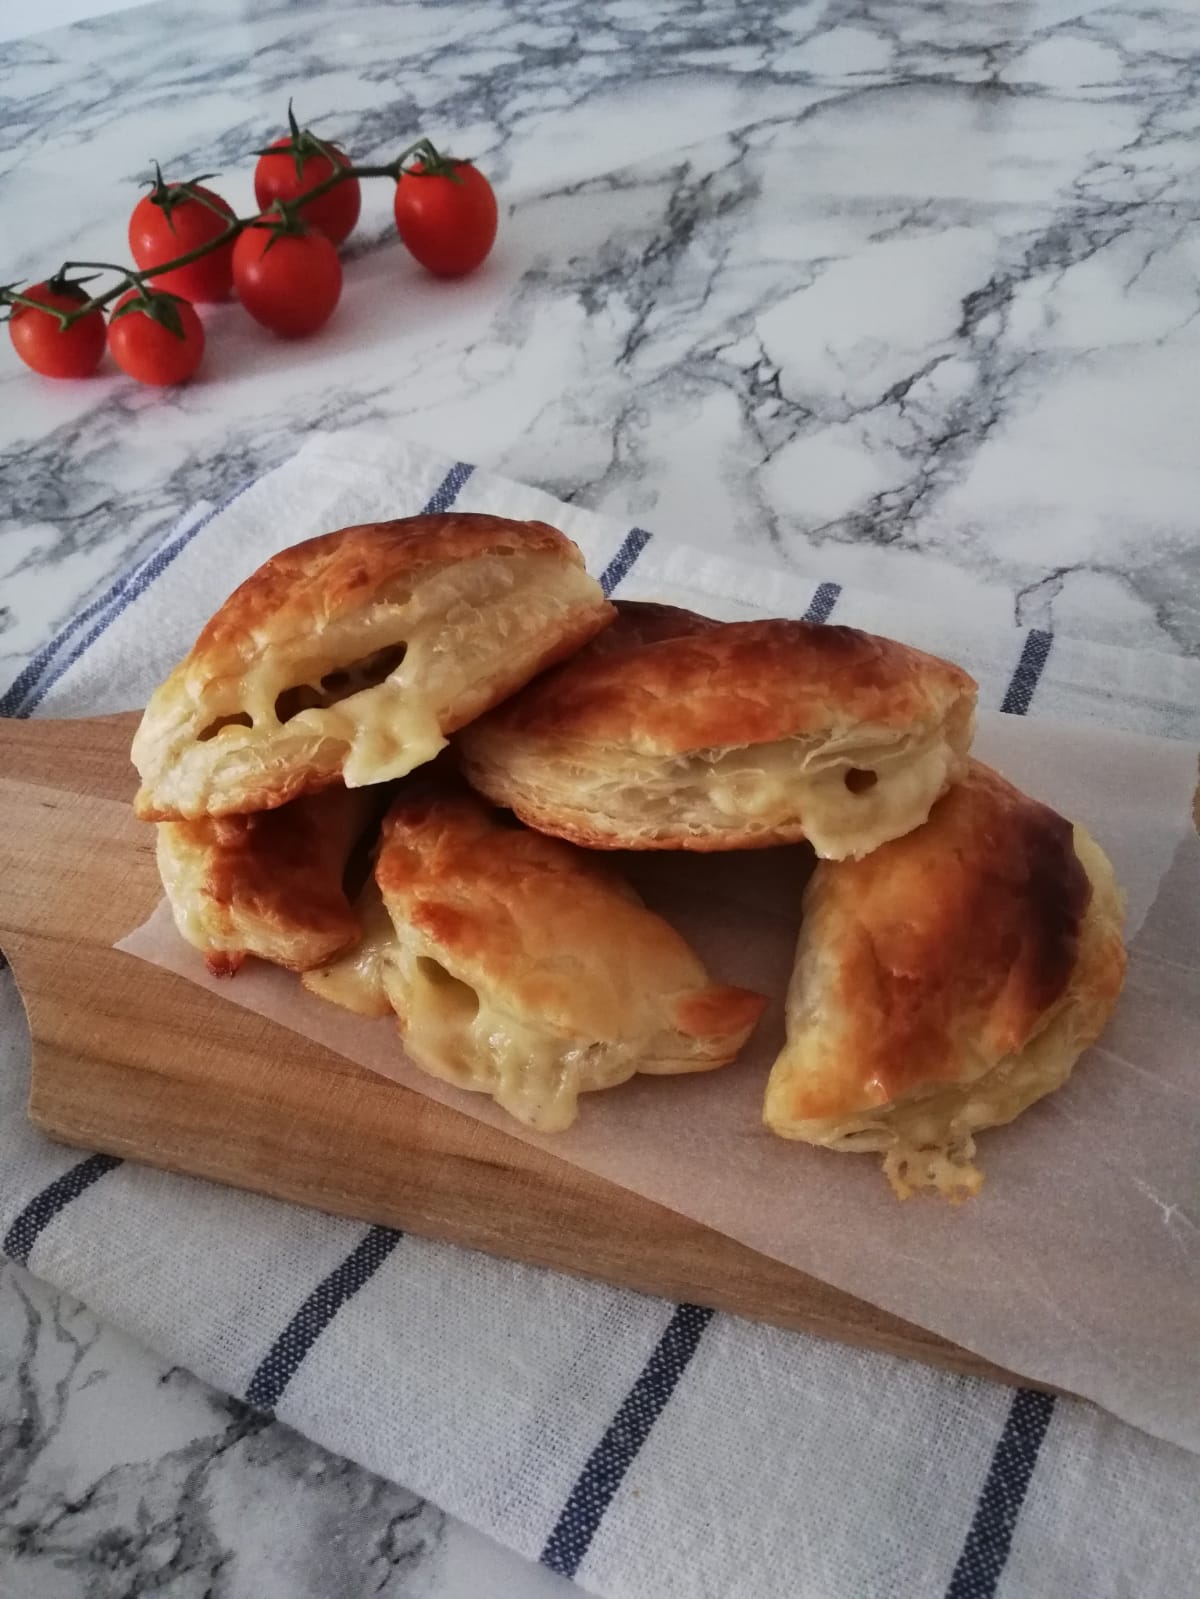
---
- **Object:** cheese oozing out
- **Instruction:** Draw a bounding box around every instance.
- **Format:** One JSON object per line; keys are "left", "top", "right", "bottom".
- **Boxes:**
{"left": 135, "top": 552, "right": 602, "bottom": 817}
{"left": 381, "top": 928, "right": 670, "bottom": 1132}
{"left": 300, "top": 878, "right": 396, "bottom": 1017}
{"left": 303, "top": 890, "right": 731, "bottom": 1132}
{"left": 480, "top": 716, "right": 968, "bottom": 858}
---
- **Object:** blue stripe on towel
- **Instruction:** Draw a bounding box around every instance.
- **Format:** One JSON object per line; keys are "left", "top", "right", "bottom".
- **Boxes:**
{"left": 245, "top": 1224, "right": 403, "bottom": 1413}
{"left": 599, "top": 528, "right": 652, "bottom": 596}
{"left": 423, "top": 460, "right": 475, "bottom": 513}
{"left": 0, "top": 505, "right": 209, "bottom": 719}
{"left": 2, "top": 1154, "right": 123, "bottom": 1265}
{"left": 1000, "top": 629, "right": 1053, "bottom": 716}
{"left": 540, "top": 1303, "right": 713, "bottom": 1578}
{"left": 235, "top": 460, "right": 473, "bottom": 1409}
{"left": 945, "top": 1390, "right": 1056, "bottom": 1599}
{"left": 802, "top": 581, "right": 842, "bottom": 623}
{"left": 5, "top": 485, "right": 255, "bottom": 720}
{"left": 0, "top": 495, "right": 266, "bottom": 1250}
{"left": 944, "top": 634, "right": 1056, "bottom": 1596}
{"left": 4, "top": 461, "right": 477, "bottom": 719}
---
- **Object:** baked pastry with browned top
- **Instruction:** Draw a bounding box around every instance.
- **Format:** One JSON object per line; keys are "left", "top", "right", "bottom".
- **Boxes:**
{"left": 157, "top": 785, "right": 380, "bottom": 976}
{"left": 458, "top": 602, "right": 977, "bottom": 859}
{"left": 305, "top": 782, "right": 767, "bottom": 1130}
{"left": 764, "top": 762, "right": 1127, "bottom": 1198}
{"left": 132, "top": 514, "right": 614, "bottom": 820}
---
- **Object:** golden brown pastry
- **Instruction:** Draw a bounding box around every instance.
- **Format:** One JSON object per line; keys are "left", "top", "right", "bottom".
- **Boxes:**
{"left": 311, "top": 783, "right": 767, "bottom": 1130}
{"left": 457, "top": 602, "right": 977, "bottom": 859}
{"left": 132, "top": 514, "right": 614, "bottom": 821}
{"left": 157, "top": 786, "right": 380, "bottom": 976}
{"left": 763, "top": 762, "right": 1127, "bottom": 1198}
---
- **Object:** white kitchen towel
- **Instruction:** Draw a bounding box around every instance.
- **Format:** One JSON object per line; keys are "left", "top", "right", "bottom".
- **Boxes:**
{"left": 2, "top": 431, "right": 1198, "bottom": 1599}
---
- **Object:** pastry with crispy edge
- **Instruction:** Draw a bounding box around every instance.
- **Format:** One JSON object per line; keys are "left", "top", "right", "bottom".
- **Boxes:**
{"left": 457, "top": 601, "right": 977, "bottom": 860}
{"left": 306, "top": 781, "right": 767, "bottom": 1131}
{"left": 133, "top": 513, "right": 614, "bottom": 821}
{"left": 763, "top": 761, "right": 1127, "bottom": 1199}
{"left": 157, "top": 785, "right": 381, "bottom": 977}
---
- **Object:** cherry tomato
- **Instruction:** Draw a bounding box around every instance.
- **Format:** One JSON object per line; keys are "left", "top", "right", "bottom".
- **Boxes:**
{"left": 393, "top": 161, "right": 497, "bottom": 278}
{"left": 8, "top": 280, "right": 106, "bottom": 378}
{"left": 232, "top": 223, "right": 342, "bottom": 337}
{"left": 107, "top": 290, "right": 205, "bottom": 386}
{"left": 128, "top": 182, "right": 236, "bottom": 302}
{"left": 254, "top": 136, "right": 360, "bottom": 245}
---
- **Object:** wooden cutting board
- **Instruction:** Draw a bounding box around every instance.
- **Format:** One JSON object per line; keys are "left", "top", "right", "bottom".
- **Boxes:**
{"left": 0, "top": 711, "right": 1041, "bottom": 1392}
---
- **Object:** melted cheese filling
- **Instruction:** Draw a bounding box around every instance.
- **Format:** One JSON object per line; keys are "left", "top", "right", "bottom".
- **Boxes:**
{"left": 493, "top": 724, "right": 962, "bottom": 858}
{"left": 300, "top": 881, "right": 396, "bottom": 1017}
{"left": 382, "top": 937, "right": 647, "bottom": 1132}
{"left": 138, "top": 554, "right": 597, "bottom": 813}
{"left": 783, "top": 1006, "right": 1080, "bottom": 1200}
{"left": 302, "top": 903, "right": 648, "bottom": 1129}
{"left": 232, "top": 554, "right": 567, "bottom": 785}
{"left": 692, "top": 732, "right": 957, "bottom": 858}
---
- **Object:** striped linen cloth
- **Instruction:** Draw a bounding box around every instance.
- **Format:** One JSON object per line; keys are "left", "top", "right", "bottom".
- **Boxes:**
{"left": 2, "top": 431, "right": 1198, "bottom": 1599}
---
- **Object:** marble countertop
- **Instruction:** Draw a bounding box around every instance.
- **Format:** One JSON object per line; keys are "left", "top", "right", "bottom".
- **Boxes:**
{"left": 2, "top": 0, "right": 1197, "bottom": 1593}
{"left": 0, "top": 1259, "right": 570, "bottom": 1598}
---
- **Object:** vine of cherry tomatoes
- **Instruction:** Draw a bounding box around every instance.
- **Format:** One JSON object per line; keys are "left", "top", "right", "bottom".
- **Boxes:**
{"left": 2, "top": 108, "right": 497, "bottom": 388}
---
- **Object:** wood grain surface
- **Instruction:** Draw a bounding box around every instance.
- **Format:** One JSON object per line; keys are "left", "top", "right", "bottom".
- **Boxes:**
{"left": 0, "top": 711, "right": 1045, "bottom": 1392}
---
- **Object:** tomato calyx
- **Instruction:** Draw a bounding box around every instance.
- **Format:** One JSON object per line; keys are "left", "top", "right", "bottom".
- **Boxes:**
{"left": 46, "top": 269, "right": 102, "bottom": 299}
{"left": 141, "top": 161, "right": 229, "bottom": 233}
{"left": 252, "top": 100, "right": 340, "bottom": 184}
{"left": 109, "top": 285, "right": 190, "bottom": 340}
{"left": 0, "top": 272, "right": 100, "bottom": 327}
{"left": 400, "top": 144, "right": 469, "bottom": 184}
{"left": 241, "top": 203, "right": 316, "bottom": 254}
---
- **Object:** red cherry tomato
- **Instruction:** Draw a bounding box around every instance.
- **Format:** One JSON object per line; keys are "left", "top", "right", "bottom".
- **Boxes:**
{"left": 107, "top": 290, "right": 205, "bottom": 386}
{"left": 8, "top": 280, "right": 107, "bottom": 378}
{"left": 393, "top": 161, "right": 497, "bottom": 278}
{"left": 254, "top": 136, "right": 360, "bottom": 245}
{"left": 128, "top": 182, "right": 236, "bottom": 302}
{"left": 232, "top": 223, "right": 342, "bottom": 337}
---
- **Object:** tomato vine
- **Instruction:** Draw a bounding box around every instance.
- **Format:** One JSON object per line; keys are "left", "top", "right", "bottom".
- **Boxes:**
{"left": 1, "top": 112, "right": 479, "bottom": 342}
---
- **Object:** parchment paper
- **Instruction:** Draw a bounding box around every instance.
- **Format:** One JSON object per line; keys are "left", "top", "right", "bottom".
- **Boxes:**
{"left": 119, "top": 711, "right": 1200, "bottom": 1453}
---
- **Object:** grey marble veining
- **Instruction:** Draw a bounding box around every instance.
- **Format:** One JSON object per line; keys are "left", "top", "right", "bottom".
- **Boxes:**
{"left": 2, "top": 0, "right": 1199, "bottom": 681}
{"left": 0, "top": 1258, "right": 571, "bottom": 1597}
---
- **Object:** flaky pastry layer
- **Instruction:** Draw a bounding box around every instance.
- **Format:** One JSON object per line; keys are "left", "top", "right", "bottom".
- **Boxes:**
{"left": 133, "top": 515, "right": 613, "bottom": 820}
{"left": 458, "top": 603, "right": 977, "bottom": 857}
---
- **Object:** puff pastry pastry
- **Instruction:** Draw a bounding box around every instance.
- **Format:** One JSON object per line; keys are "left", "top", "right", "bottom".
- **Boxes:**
{"left": 133, "top": 514, "right": 614, "bottom": 820}
{"left": 311, "top": 783, "right": 767, "bottom": 1130}
{"left": 763, "top": 762, "right": 1127, "bottom": 1198}
{"left": 458, "top": 602, "right": 977, "bottom": 859}
{"left": 157, "top": 785, "right": 381, "bottom": 976}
